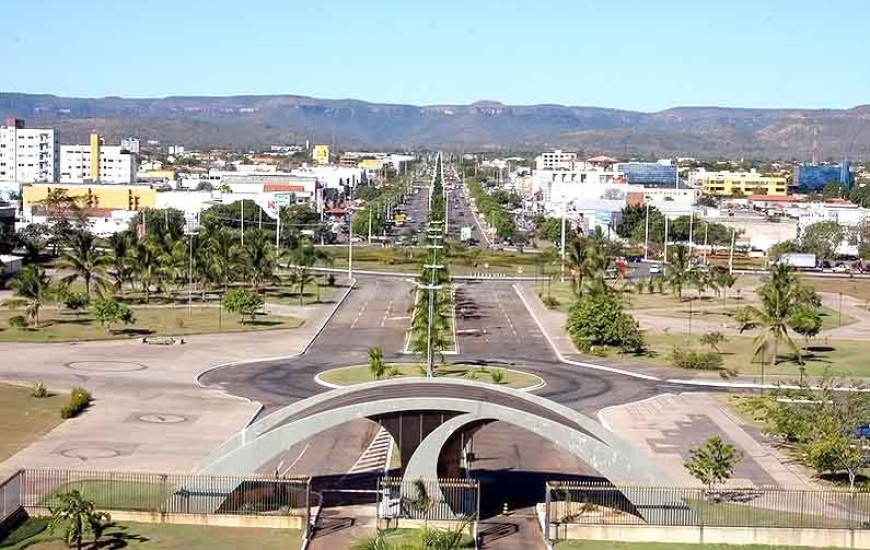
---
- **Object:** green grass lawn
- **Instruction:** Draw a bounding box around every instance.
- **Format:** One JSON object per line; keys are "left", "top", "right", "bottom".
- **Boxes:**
{"left": 318, "top": 363, "right": 543, "bottom": 390}
{"left": 265, "top": 280, "right": 343, "bottom": 307}
{"left": 37, "top": 480, "right": 174, "bottom": 511}
{"left": 554, "top": 541, "right": 839, "bottom": 550}
{"left": 639, "top": 332, "right": 870, "bottom": 378}
{"left": 360, "top": 527, "right": 475, "bottom": 548}
{"left": 642, "top": 303, "right": 856, "bottom": 331}
{"left": 0, "top": 518, "right": 301, "bottom": 550}
{"left": 0, "top": 383, "right": 66, "bottom": 462}
{"left": 324, "top": 245, "right": 545, "bottom": 275}
{"left": 0, "top": 307, "right": 301, "bottom": 343}
{"left": 801, "top": 275, "right": 870, "bottom": 303}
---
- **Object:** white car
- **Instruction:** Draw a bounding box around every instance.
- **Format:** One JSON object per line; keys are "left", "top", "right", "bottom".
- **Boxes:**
{"left": 649, "top": 264, "right": 662, "bottom": 275}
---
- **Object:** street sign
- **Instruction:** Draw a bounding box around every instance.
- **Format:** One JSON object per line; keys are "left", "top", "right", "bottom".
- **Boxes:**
{"left": 460, "top": 226, "right": 472, "bottom": 242}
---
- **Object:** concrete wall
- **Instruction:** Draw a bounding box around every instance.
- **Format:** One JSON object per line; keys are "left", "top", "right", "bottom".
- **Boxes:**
{"left": 25, "top": 507, "right": 305, "bottom": 530}
{"left": 554, "top": 524, "right": 870, "bottom": 549}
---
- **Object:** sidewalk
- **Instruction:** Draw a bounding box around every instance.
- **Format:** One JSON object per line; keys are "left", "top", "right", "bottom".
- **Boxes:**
{"left": 0, "top": 295, "right": 343, "bottom": 474}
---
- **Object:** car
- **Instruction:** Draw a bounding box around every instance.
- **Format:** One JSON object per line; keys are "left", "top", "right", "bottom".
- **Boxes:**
{"left": 832, "top": 264, "right": 850, "bottom": 273}
{"left": 649, "top": 263, "right": 661, "bottom": 275}
{"left": 627, "top": 255, "right": 642, "bottom": 263}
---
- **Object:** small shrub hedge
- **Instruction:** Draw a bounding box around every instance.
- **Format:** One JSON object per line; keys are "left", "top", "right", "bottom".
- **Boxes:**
{"left": 61, "top": 387, "right": 92, "bottom": 419}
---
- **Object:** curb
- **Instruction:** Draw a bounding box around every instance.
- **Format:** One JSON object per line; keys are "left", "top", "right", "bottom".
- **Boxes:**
{"left": 194, "top": 279, "right": 357, "bottom": 427}
{"left": 312, "top": 364, "right": 546, "bottom": 393}
{"left": 512, "top": 283, "right": 661, "bottom": 382}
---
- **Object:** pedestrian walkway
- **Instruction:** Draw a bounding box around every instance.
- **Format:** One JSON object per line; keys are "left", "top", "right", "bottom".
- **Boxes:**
{"left": 478, "top": 510, "right": 546, "bottom": 550}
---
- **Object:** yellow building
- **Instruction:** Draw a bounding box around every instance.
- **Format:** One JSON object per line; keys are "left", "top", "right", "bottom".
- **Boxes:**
{"left": 89, "top": 132, "right": 101, "bottom": 181}
{"left": 23, "top": 183, "right": 157, "bottom": 212}
{"left": 698, "top": 171, "right": 788, "bottom": 197}
{"left": 359, "top": 158, "right": 385, "bottom": 171}
{"left": 312, "top": 144, "right": 330, "bottom": 165}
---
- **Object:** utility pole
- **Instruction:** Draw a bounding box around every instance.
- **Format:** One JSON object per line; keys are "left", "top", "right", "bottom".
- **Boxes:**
{"left": 368, "top": 208, "right": 373, "bottom": 245}
{"left": 560, "top": 211, "right": 567, "bottom": 282}
{"left": 688, "top": 209, "right": 694, "bottom": 259}
{"left": 703, "top": 223, "right": 709, "bottom": 265}
{"left": 275, "top": 205, "right": 281, "bottom": 251}
{"left": 663, "top": 216, "right": 669, "bottom": 262}
{"left": 240, "top": 200, "right": 245, "bottom": 247}
{"left": 729, "top": 229, "right": 736, "bottom": 274}
{"left": 643, "top": 203, "right": 650, "bottom": 261}
{"left": 187, "top": 231, "right": 194, "bottom": 315}
{"left": 348, "top": 211, "right": 354, "bottom": 279}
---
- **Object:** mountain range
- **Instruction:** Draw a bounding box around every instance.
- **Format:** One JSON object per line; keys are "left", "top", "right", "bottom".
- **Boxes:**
{"left": 2, "top": 92, "right": 870, "bottom": 159}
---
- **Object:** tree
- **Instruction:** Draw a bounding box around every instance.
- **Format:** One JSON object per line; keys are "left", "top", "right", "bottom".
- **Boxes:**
{"left": 743, "top": 263, "right": 819, "bottom": 368}
{"left": 700, "top": 331, "right": 727, "bottom": 353}
{"left": 223, "top": 287, "right": 263, "bottom": 324}
{"left": 63, "top": 291, "right": 90, "bottom": 319}
{"left": 566, "top": 293, "right": 644, "bottom": 353}
{"left": 801, "top": 221, "right": 844, "bottom": 262}
{"left": 58, "top": 230, "right": 111, "bottom": 299}
{"left": 128, "top": 240, "right": 160, "bottom": 303}
{"left": 106, "top": 232, "right": 133, "bottom": 293}
{"left": 47, "top": 490, "right": 111, "bottom": 550}
{"left": 5, "top": 265, "right": 53, "bottom": 328}
{"left": 241, "top": 229, "right": 276, "bottom": 292}
{"left": 91, "top": 299, "right": 135, "bottom": 334}
{"left": 788, "top": 305, "right": 823, "bottom": 346}
{"left": 822, "top": 182, "right": 849, "bottom": 199}
{"left": 684, "top": 436, "right": 743, "bottom": 491}
{"left": 757, "top": 377, "right": 870, "bottom": 490}
{"left": 368, "top": 346, "right": 386, "bottom": 380}
{"left": 665, "top": 245, "right": 693, "bottom": 301}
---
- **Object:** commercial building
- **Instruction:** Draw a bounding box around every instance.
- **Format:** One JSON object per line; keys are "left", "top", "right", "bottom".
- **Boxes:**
{"left": 695, "top": 169, "right": 788, "bottom": 196}
{"left": 0, "top": 118, "right": 58, "bottom": 183}
{"left": 312, "top": 144, "right": 330, "bottom": 165}
{"left": 534, "top": 150, "right": 577, "bottom": 171}
{"left": 616, "top": 162, "right": 679, "bottom": 187}
{"left": 59, "top": 133, "right": 139, "bottom": 184}
{"left": 22, "top": 182, "right": 157, "bottom": 219}
{"left": 794, "top": 162, "right": 852, "bottom": 190}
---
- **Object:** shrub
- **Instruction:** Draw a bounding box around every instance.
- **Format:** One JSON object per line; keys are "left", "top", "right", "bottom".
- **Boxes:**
{"left": 567, "top": 294, "right": 644, "bottom": 353}
{"left": 61, "top": 387, "right": 92, "bottom": 419}
{"left": 63, "top": 291, "right": 89, "bottom": 317}
{"left": 33, "top": 381, "right": 48, "bottom": 398}
{"left": 91, "top": 299, "right": 135, "bottom": 334}
{"left": 8, "top": 315, "right": 29, "bottom": 330}
{"left": 223, "top": 288, "right": 264, "bottom": 324}
{"left": 490, "top": 369, "right": 506, "bottom": 384}
{"left": 387, "top": 365, "right": 401, "bottom": 378}
{"left": 670, "top": 347, "right": 724, "bottom": 371}
{"left": 541, "top": 295, "right": 560, "bottom": 309}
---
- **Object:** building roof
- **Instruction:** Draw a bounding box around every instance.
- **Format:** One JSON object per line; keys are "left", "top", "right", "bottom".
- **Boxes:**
{"left": 747, "top": 194, "right": 800, "bottom": 202}
{"left": 587, "top": 155, "right": 618, "bottom": 163}
{"left": 264, "top": 183, "right": 306, "bottom": 193}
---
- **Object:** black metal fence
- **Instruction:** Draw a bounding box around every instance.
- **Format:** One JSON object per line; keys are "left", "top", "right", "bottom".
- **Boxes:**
{"left": 545, "top": 482, "right": 870, "bottom": 531}
{"left": 0, "top": 471, "right": 23, "bottom": 525}
{"left": 378, "top": 477, "right": 479, "bottom": 522}
{"left": 22, "top": 469, "right": 312, "bottom": 519}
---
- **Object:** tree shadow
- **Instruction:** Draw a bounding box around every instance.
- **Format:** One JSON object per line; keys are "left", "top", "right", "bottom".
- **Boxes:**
{"left": 91, "top": 525, "right": 150, "bottom": 549}
{"left": 114, "top": 328, "right": 154, "bottom": 336}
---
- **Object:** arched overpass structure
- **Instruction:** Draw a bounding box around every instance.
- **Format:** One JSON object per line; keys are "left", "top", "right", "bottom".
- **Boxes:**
{"left": 199, "top": 379, "right": 669, "bottom": 494}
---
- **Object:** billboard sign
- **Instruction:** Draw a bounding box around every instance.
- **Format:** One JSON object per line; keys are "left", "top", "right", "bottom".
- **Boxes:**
{"left": 460, "top": 226, "right": 473, "bottom": 242}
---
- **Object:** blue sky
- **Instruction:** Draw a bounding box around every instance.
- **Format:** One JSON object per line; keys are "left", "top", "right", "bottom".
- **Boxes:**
{"left": 2, "top": 0, "right": 868, "bottom": 111}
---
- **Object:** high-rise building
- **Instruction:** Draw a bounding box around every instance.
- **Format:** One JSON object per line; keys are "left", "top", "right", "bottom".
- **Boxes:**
{"left": 794, "top": 162, "right": 852, "bottom": 191}
{"left": 0, "top": 118, "right": 59, "bottom": 183}
{"left": 60, "top": 133, "right": 139, "bottom": 184}
{"left": 121, "top": 138, "right": 140, "bottom": 154}
{"left": 696, "top": 170, "right": 788, "bottom": 197}
{"left": 615, "top": 162, "right": 679, "bottom": 187}
{"left": 535, "top": 150, "right": 577, "bottom": 171}
{"left": 312, "top": 144, "right": 330, "bottom": 165}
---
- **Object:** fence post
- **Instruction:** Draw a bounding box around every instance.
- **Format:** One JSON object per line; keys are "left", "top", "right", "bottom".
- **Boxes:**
{"left": 699, "top": 488, "right": 706, "bottom": 528}
{"left": 305, "top": 479, "right": 312, "bottom": 539}
{"left": 544, "top": 482, "right": 552, "bottom": 543}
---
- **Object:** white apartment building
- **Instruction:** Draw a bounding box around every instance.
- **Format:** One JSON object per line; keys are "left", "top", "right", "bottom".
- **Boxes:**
{"left": 60, "top": 134, "right": 138, "bottom": 184}
{"left": 534, "top": 150, "right": 577, "bottom": 171}
{"left": 0, "top": 118, "right": 58, "bottom": 183}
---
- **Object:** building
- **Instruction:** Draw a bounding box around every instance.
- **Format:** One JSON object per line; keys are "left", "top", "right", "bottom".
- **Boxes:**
{"left": 695, "top": 170, "right": 788, "bottom": 197}
{"left": 312, "top": 144, "right": 330, "bottom": 165}
{"left": 534, "top": 150, "right": 577, "bottom": 171}
{"left": 616, "top": 162, "right": 679, "bottom": 187}
{"left": 0, "top": 118, "right": 58, "bottom": 184}
{"left": 120, "top": 138, "right": 140, "bottom": 154}
{"left": 22, "top": 183, "right": 157, "bottom": 213}
{"left": 794, "top": 162, "right": 852, "bottom": 190}
{"left": 59, "top": 133, "right": 139, "bottom": 184}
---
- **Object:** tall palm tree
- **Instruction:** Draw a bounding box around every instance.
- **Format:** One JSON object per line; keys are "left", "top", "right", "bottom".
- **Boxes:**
{"left": 6, "top": 265, "right": 53, "bottom": 328}
{"left": 58, "top": 230, "right": 111, "bottom": 299}
{"left": 128, "top": 240, "right": 159, "bottom": 303}
{"left": 241, "top": 229, "right": 276, "bottom": 292}
{"left": 665, "top": 244, "right": 692, "bottom": 301}
{"left": 744, "top": 263, "right": 805, "bottom": 368}
{"left": 368, "top": 346, "right": 386, "bottom": 380}
{"left": 106, "top": 232, "right": 133, "bottom": 293}
{"left": 155, "top": 233, "right": 189, "bottom": 297}
{"left": 287, "top": 265, "right": 316, "bottom": 305}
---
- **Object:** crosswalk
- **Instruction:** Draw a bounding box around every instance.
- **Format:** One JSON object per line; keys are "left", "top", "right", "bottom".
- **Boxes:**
{"left": 348, "top": 427, "right": 394, "bottom": 474}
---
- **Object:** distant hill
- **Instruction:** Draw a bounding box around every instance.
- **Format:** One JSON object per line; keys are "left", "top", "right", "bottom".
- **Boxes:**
{"left": 2, "top": 92, "right": 869, "bottom": 159}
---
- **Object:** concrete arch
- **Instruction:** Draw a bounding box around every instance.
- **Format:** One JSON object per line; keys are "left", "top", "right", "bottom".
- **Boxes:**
{"left": 198, "top": 378, "right": 669, "bottom": 489}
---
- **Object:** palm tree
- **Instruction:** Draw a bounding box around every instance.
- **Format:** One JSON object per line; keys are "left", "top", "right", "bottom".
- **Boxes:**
{"left": 106, "top": 232, "right": 133, "bottom": 293}
{"left": 241, "top": 229, "right": 276, "bottom": 292}
{"left": 714, "top": 270, "right": 738, "bottom": 308}
{"left": 287, "top": 265, "right": 316, "bottom": 305}
{"left": 154, "top": 233, "right": 189, "bottom": 297}
{"left": 128, "top": 240, "right": 159, "bottom": 303}
{"left": 368, "top": 346, "right": 386, "bottom": 379}
{"left": 57, "top": 230, "right": 111, "bottom": 299}
{"left": 665, "top": 244, "right": 692, "bottom": 301}
{"left": 6, "top": 265, "right": 53, "bottom": 328}
{"left": 566, "top": 229, "right": 614, "bottom": 297}
{"left": 745, "top": 263, "right": 805, "bottom": 369}
{"left": 47, "top": 491, "right": 111, "bottom": 550}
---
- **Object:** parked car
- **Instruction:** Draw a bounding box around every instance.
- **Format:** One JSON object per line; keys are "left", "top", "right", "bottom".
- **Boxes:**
{"left": 649, "top": 263, "right": 662, "bottom": 275}
{"left": 832, "top": 264, "right": 850, "bottom": 273}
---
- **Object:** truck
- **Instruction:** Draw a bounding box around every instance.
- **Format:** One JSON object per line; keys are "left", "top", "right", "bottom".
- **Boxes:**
{"left": 779, "top": 253, "right": 816, "bottom": 269}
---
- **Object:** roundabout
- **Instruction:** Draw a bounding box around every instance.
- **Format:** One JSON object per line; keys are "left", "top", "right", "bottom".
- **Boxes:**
{"left": 314, "top": 362, "right": 546, "bottom": 391}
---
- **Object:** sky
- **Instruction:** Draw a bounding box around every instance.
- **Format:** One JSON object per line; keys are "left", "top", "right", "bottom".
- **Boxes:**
{"left": 1, "top": 0, "right": 868, "bottom": 112}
